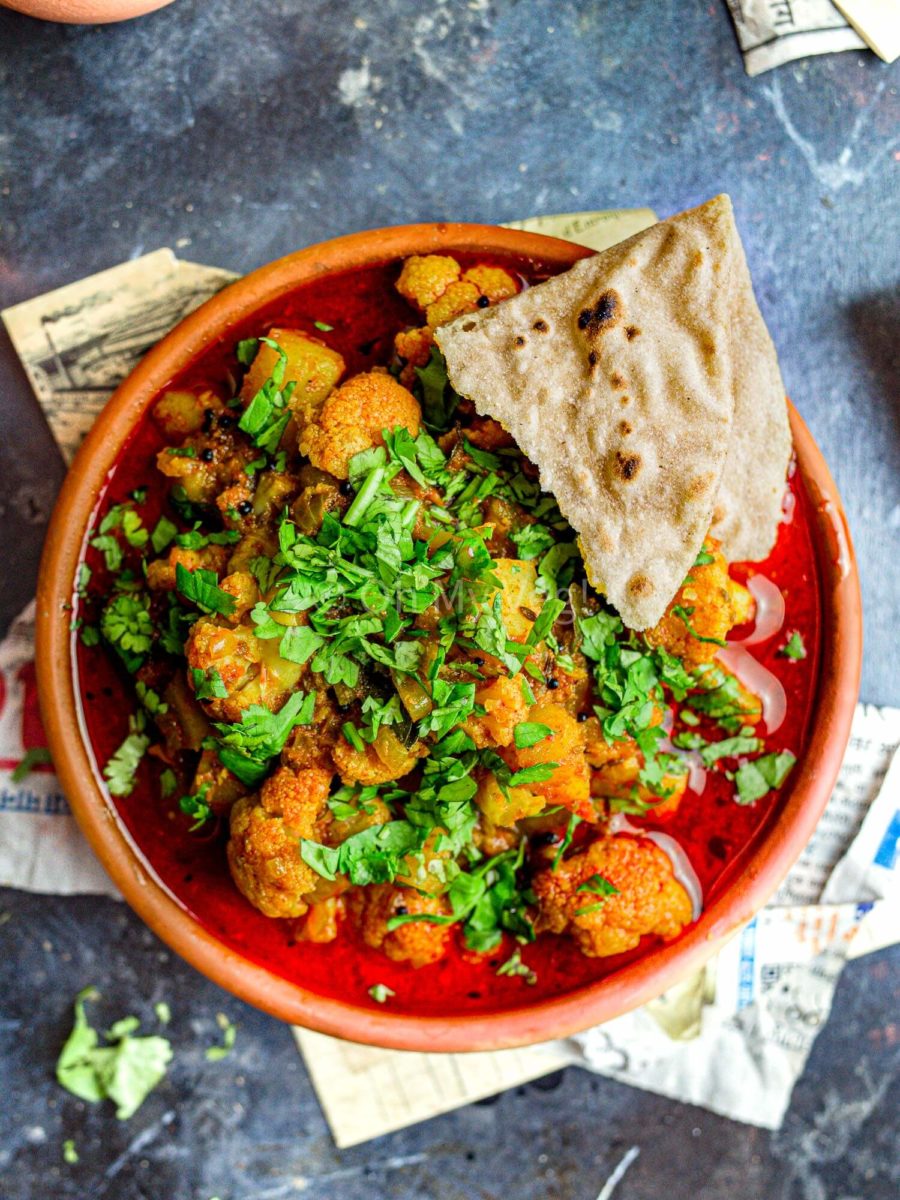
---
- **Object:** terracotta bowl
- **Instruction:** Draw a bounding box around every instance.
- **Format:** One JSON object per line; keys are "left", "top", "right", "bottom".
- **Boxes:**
{"left": 35, "top": 224, "right": 862, "bottom": 1051}
{"left": 0, "top": 0, "right": 175, "bottom": 22}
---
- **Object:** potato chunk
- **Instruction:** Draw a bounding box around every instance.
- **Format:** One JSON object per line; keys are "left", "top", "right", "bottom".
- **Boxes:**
{"left": 241, "top": 328, "right": 345, "bottom": 424}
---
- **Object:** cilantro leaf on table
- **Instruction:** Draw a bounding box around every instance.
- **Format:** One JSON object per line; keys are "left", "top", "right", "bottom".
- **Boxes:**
{"left": 11, "top": 747, "right": 53, "bottom": 782}
{"left": 205, "top": 1013, "right": 237, "bottom": 1061}
{"left": 56, "top": 988, "right": 173, "bottom": 1120}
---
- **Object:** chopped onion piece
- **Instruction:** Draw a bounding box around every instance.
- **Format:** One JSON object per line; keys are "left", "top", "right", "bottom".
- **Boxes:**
{"left": 733, "top": 575, "right": 785, "bottom": 646}
{"left": 717, "top": 644, "right": 787, "bottom": 735}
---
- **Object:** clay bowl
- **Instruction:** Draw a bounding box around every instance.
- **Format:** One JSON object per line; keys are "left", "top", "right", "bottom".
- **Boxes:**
{"left": 0, "top": 0, "right": 175, "bottom": 22}
{"left": 35, "top": 223, "right": 862, "bottom": 1051}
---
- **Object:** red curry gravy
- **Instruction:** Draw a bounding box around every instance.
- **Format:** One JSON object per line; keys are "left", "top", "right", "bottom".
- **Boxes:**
{"left": 73, "top": 258, "right": 822, "bottom": 1016}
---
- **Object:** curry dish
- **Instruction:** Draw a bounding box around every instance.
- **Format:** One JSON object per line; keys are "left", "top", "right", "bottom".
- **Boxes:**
{"left": 76, "top": 250, "right": 815, "bottom": 1003}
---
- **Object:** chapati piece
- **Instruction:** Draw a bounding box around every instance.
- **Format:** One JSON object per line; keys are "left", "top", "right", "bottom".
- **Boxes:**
{"left": 436, "top": 195, "right": 750, "bottom": 630}
{"left": 709, "top": 241, "right": 792, "bottom": 562}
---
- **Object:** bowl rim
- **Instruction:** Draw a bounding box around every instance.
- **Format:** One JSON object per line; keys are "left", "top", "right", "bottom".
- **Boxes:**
{"left": 35, "top": 221, "right": 863, "bottom": 1052}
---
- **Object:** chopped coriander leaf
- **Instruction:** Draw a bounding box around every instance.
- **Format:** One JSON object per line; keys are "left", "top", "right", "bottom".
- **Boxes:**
{"left": 694, "top": 546, "right": 715, "bottom": 566}
{"left": 175, "top": 563, "right": 236, "bottom": 616}
{"left": 159, "top": 768, "right": 177, "bottom": 798}
{"left": 415, "top": 346, "right": 459, "bottom": 431}
{"left": 552, "top": 813, "right": 581, "bottom": 871}
{"left": 205, "top": 1013, "right": 236, "bottom": 1061}
{"left": 313, "top": 320, "right": 334, "bottom": 332}
{"left": 80, "top": 624, "right": 100, "bottom": 647}
{"left": 165, "top": 446, "right": 197, "bottom": 458}
{"left": 699, "top": 731, "right": 762, "bottom": 766}
{"left": 179, "top": 784, "right": 212, "bottom": 831}
{"left": 236, "top": 337, "right": 259, "bottom": 366}
{"left": 214, "top": 690, "right": 316, "bottom": 763}
{"left": 154, "top": 1002, "right": 171, "bottom": 1025}
{"left": 89, "top": 532, "right": 123, "bottom": 573}
{"left": 734, "top": 751, "right": 796, "bottom": 805}
{"left": 496, "top": 948, "right": 537, "bottom": 985}
{"left": 11, "top": 746, "right": 53, "bottom": 782}
{"left": 76, "top": 563, "right": 92, "bottom": 597}
{"left": 368, "top": 983, "right": 396, "bottom": 1003}
{"left": 55, "top": 987, "right": 173, "bottom": 1120}
{"left": 62, "top": 1139, "right": 79, "bottom": 1164}
{"left": 780, "top": 631, "right": 807, "bottom": 660}
{"left": 278, "top": 624, "right": 325, "bottom": 665}
{"left": 238, "top": 337, "right": 297, "bottom": 453}
{"left": 103, "top": 719, "right": 150, "bottom": 797}
{"left": 671, "top": 604, "right": 726, "bottom": 647}
{"left": 342, "top": 722, "right": 365, "bottom": 752}
{"left": 192, "top": 666, "right": 229, "bottom": 701}
{"left": 513, "top": 721, "right": 553, "bottom": 750}
{"left": 150, "top": 515, "right": 178, "bottom": 554}
{"left": 507, "top": 762, "right": 558, "bottom": 787}
{"left": 575, "top": 873, "right": 620, "bottom": 914}
{"left": 537, "top": 542, "right": 580, "bottom": 596}
{"left": 510, "top": 523, "right": 555, "bottom": 561}
{"left": 101, "top": 592, "right": 154, "bottom": 671}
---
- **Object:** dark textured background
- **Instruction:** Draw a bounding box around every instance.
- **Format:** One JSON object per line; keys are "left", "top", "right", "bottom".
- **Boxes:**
{"left": 0, "top": 2, "right": 898, "bottom": 1198}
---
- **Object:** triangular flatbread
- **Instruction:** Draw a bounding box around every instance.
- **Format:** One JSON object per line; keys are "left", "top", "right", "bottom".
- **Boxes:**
{"left": 437, "top": 195, "right": 766, "bottom": 629}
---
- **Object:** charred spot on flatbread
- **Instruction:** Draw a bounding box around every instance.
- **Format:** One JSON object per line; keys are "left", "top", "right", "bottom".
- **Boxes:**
{"left": 514, "top": 335, "right": 526, "bottom": 348}
{"left": 625, "top": 325, "right": 640, "bottom": 340}
{"left": 610, "top": 372, "right": 626, "bottom": 389}
{"left": 619, "top": 420, "right": 633, "bottom": 436}
{"left": 627, "top": 573, "right": 653, "bottom": 598}
{"left": 611, "top": 450, "right": 642, "bottom": 483}
{"left": 577, "top": 289, "right": 622, "bottom": 342}
{"left": 532, "top": 318, "right": 549, "bottom": 333}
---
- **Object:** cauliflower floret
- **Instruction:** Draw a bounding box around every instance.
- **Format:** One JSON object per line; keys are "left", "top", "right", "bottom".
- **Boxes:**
{"left": 532, "top": 834, "right": 693, "bottom": 957}
{"left": 394, "top": 325, "right": 434, "bottom": 369}
{"left": 146, "top": 543, "right": 230, "bottom": 592}
{"left": 347, "top": 883, "right": 451, "bottom": 967}
{"left": 331, "top": 725, "right": 425, "bottom": 786}
{"left": 185, "top": 617, "right": 304, "bottom": 722}
{"left": 396, "top": 255, "right": 461, "bottom": 310}
{"left": 426, "top": 280, "right": 481, "bottom": 329}
{"left": 644, "top": 539, "right": 755, "bottom": 668}
{"left": 227, "top": 767, "right": 333, "bottom": 919}
{"left": 461, "top": 265, "right": 519, "bottom": 303}
{"left": 501, "top": 701, "right": 593, "bottom": 820}
{"left": 300, "top": 371, "right": 421, "bottom": 480}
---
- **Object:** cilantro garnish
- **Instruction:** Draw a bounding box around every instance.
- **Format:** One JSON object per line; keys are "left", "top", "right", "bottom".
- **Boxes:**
{"left": 11, "top": 746, "right": 53, "bottom": 782}
{"left": 213, "top": 690, "right": 316, "bottom": 764}
{"left": 513, "top": 722, "right": 553, "bottom": 750}
{"left": 103, "top": 716, "right": 150, "bottom": 797}
{"left": 175, "top": 563, "right": 236, "bottom": 616}
{"left": 192, "top": 667, "right": 228, "bottom": 701}
{"left": 179, "top": 784, "right": 212, "bottom": 831}
{"left": 313, "top": 320, "right": 334, "bottom": 332}
{"left": 238, "top": 337, "right": 297, "bottom": 454}
{"left": 368, "top": 983, "right": 396, "bottom": 1003}
{"left": 780, "top": 631, "right": 806, "bottom": 661}
{"left": 734, "top": 751, "right": 796, "bottom": 805}
{"left": 496, "top": 948, "right": 537, "bottom": 985}
{"left": 699, "top": 730, "right": 762, "bottom": 766}
{"left": 56, "top": 987, "right": 173, "bottom": 1120}
{"left": 236, "top": 337, "right": 259, "bottom": 366}
{"left": 574, "top": 872, "right": 620, "bottom": 916}
{"left": 414, "top": 346, "right": 459, "bottom": 431}
{"left": 552, "top": 813, "right": 581, "bottom": 871}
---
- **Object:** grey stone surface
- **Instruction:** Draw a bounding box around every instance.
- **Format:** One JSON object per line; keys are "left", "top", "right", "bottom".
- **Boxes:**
{"left": 0, "top": 2, "right": 897, "bottom": 1198}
